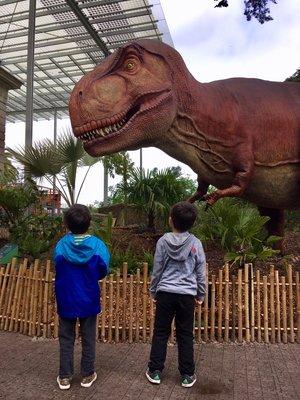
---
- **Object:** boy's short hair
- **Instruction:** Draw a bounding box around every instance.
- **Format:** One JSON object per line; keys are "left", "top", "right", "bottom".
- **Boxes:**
{"left": 170, "top": 201, "right": 198, "bottom": 232}
{"left": 64, "top": 204, "right": 91, "bottom": 234}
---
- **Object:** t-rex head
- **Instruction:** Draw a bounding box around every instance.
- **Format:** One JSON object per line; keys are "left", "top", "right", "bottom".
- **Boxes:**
{"left": 69, "top": 39, "right": 192, "bottom": 157}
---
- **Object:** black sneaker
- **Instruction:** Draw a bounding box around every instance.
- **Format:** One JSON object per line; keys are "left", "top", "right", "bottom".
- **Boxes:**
{"left": 181, "top": 374, "right": 197, "bottom": 387}
{"left": 146, "top": 369, "right": 162, "bottom": 384}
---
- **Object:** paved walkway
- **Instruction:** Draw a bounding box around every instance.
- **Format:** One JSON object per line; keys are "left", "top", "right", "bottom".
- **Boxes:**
{"left": 0, "top": 332, "right": 299, "bottom": 400}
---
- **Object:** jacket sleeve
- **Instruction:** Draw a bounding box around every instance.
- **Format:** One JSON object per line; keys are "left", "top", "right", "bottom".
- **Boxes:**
{"left": 96, "top": 239, "right": 110, "bottom": 280}
{"left": 195, "top": 241, "right": 206, "bottom": 301}
{"left": 149, "top": 239, "right": 165, "bottom": 298}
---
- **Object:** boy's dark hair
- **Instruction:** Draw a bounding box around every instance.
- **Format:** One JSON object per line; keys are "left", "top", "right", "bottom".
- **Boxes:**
{"left": 170, "top": 201, "right": 198, "bottom": 232}
{"left": 64, "top": 204, "right": 91, "bottom": 234}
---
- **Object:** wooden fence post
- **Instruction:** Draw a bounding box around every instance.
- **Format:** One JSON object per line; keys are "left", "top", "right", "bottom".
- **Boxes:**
{"left": 210, "top": 274, "right": 216, "bottom": 341}
{"left": 128, "top": 274, "right": 134, "bottom": 343}
{"left": 224, "top": 264, "right": 229, "bottom": 342}
{"left": 135, "top": 268, "right": 140, "bottom": 342}
{"left": 256, "top": 270, "right": 261, "bottom": 343}
{"left": 249, "top": 264, "right": 255, "bottom": 342}
{"left": 101, "top": 276, "right": 107, "bottom": 342}
{"left": 237, "top": 269, "right": 243, "bottom": 343}
{"left": 43, "top": 261, "right": 51, "bottom": 338}
{"left": 270, "top": 266, "right": 275, "bottom": 343}
{"left": 244, "top": 264, "right": 250, "bottom": 343}
{"left": 142, "top": 262, "right": 148, "bottom": 343}
{"left": 287, "top": 265, "right": 294, "bottom": 343}
{"left": 108, "top": 274, "right": 114, "bottom": 343}
{"left": 217, "top": 268, "right": 223, "bottom": 342}
{"left": 281, "top": 276, "right": 287, "bottom": 344}
{"left": 204, "top": 269, "right": 209, "bottom": 342}
{"left": 263, "top": 275, "right": 269, "bottom": 343}
{"left": 4, "top": 258, "right": 18, "bottom": 331}
{"left": 115, "top": 269, "right": 120, "bottom": 343}
{"left": 296, "top": 271, "right": 300, "bottom": 344}
{"left": 275, "top": 270, "right": 281, "bottom": 343}
{"left": 121, "top": 262, "right": 128, "bottom": 342}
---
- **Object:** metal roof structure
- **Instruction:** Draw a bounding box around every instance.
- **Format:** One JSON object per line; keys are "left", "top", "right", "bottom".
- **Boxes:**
{"left": 0, "top": 0, "right": 173, "bottom": 124}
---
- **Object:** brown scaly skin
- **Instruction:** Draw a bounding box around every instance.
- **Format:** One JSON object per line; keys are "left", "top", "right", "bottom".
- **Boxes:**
{"left": 69, "top": 39, "right": 300, "bottom": 250}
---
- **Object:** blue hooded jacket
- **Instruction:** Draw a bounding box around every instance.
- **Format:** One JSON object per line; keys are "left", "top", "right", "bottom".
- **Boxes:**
{"left": 54, "top": 233, "right": 110, "bottom": 318}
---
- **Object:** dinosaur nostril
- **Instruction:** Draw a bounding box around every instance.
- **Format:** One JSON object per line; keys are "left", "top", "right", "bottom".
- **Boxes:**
{"left": 79, "top": 90, "right": 83, "bottom": 97}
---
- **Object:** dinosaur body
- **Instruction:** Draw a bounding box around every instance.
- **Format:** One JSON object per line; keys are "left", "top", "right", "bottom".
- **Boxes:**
{"left": 69, "top": 40, "right": 300, "bottom": 240}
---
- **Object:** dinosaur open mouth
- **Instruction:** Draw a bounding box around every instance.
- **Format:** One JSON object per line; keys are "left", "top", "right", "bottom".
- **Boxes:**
{"left": 74, "top": 89, "right": 170, "bottom": 145}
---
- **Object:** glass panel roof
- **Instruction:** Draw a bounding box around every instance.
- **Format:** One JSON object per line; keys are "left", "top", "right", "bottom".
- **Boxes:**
{"left": 0, "top": 0, "right": 172, "bottom": 122}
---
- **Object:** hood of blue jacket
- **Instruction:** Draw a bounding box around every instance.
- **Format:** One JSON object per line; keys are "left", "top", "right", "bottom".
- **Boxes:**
{"left": 162, "top": 232, "right": 197, "bottom": 261}
{"left": 54, "top": 233, "right": 109, "bottom": 265}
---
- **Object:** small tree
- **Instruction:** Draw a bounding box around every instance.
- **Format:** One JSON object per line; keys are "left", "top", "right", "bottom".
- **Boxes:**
{"left": 115, "top": 167, "right": 196, "bottom": 230}
{"left": 8, "top": 130, "right": 101, "bottom": 207}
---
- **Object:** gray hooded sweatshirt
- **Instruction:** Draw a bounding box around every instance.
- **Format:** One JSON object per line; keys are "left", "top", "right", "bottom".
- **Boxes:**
{"left": 150, "top": 232, "right": 206, "bottom": 300}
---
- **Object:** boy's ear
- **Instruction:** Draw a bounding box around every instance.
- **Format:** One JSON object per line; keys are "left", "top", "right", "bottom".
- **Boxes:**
{"left": 168, "top": 216, "right": 173, "bottom": 227}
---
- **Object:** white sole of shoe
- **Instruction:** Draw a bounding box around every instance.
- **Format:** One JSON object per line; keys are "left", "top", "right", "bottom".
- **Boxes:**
{"left": 81, "top": 372, "right": 97, "bottom": 388}
{"left": 145, "top": 371, "right": 161, "bottom": 384}
{"left": 56, "top": 376, "right": 70, "bottom": 390}
{"left": 181, "top": 378, "right": 197, "bottom": 388}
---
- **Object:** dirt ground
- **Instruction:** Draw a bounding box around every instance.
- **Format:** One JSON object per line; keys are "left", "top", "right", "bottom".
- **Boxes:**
{"left": 112, "top": 227, "right": 300, "bottom": 275}
{"left": 0, "top": 331, "right": 299, "bottom": 400}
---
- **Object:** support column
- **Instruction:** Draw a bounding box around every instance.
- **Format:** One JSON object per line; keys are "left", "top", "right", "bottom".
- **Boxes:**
{"left": 25, "top": 0, "right": 36, "bottom": 148}
{"left": 52, "top": 108, "right": 57, "bottom": 215}
{"left": 139, "top": 148, "right": 143, "bottom": 175}
{"left": 103, "top": 165, "right": 108, "bottom": 206}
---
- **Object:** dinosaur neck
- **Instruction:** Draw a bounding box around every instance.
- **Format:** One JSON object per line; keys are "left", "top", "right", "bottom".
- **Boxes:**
{"left": 157, "top": 109, "right": 233, "bottom": 187}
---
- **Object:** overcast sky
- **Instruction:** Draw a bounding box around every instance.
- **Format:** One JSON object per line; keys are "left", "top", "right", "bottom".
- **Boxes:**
{"left": 6, "top": 0, "right": 300, "bottom": 205}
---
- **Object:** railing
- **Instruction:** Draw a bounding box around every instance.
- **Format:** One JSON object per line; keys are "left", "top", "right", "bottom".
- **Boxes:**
{"left": 0, "top": 259, "right": 299, "bottom": 343}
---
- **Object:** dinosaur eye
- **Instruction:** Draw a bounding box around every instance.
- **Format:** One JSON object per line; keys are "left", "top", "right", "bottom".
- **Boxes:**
{"left": 123, "top": 57, "right": 140, "bottom": 73}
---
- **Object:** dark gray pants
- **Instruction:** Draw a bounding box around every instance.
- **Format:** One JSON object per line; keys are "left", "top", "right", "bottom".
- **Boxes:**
{"left": 59, "top": 315, "right": 97, "bottom": 379}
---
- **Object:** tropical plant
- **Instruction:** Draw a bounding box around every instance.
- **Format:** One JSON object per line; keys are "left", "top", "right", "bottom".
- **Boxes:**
{"left": 90, "top": 212, "right": 114, "bottom": 249}
{"left": 10, "top": 214, "right": 63, "bottom": 259}
{"left": 0, "top": 182, "right": 39, "bottom": 225}
{"left": 7, "top": 129, "right": 101, "bottom": 207}
{"left": 0, "top": 152, "right": 19, "bottom": 185}
{"left": 192, "top": 197, "right": 280, "bottom": 266}
{"left": 112, "top": 166, "right": 196, "bottom": 230}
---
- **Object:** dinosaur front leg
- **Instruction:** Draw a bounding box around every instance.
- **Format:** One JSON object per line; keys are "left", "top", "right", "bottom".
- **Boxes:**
{"left": 203, "top": 151, "right": 254, "bottom": 205}
{"left": 188, "top": 178, "right": 209, "bottom": 203}
{"left": 258, "top": 207, "right": 285, "bottom": 254}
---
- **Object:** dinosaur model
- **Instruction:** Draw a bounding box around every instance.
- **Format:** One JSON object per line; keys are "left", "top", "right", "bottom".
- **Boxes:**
{"left": 69, "top": 39, "right": 300, "bottom": 246}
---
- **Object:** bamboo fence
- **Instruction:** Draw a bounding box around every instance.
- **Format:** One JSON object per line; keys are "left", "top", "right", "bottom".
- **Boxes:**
{"left": 0, "top": 259, "right": 299, "bottom": 344}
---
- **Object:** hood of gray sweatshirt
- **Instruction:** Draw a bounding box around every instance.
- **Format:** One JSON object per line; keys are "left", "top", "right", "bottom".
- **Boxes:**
{"left": 162, "top": 232, "right": 197, "bottom": 261}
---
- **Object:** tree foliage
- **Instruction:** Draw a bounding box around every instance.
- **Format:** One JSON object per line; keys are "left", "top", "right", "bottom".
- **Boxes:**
{"left": 214, "top": 0, "right": 277, "bottom": 24}
{"left": 7, "top": 130, "right": 101, "bottom": 206}
{"left": 113, "top": 167, "right": 196, "bottom": 230}
{"left": 286, "top": 69, "right": 300, "bottom": 82}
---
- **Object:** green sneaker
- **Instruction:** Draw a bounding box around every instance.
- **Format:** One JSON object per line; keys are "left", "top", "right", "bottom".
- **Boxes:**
{"left": 181, "top": 374, "right": 197, "bottom": 388}
{"left": 56, "top": 376, "right": 71, "bottom": 390}
{"left": 146, "top": 369, "right": 162, "bottom": 384}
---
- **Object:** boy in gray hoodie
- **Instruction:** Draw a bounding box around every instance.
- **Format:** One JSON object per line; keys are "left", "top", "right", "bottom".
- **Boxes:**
{"left": 146, "top": 201, "right": 206, "bottom": 388}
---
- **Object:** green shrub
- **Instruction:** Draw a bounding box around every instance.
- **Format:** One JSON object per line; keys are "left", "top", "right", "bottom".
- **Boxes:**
{"left": 192, "top": 198, "right": 280, "bottom": 266}
{"left": 10, "top": 214, "right": 63, "bottom": 259}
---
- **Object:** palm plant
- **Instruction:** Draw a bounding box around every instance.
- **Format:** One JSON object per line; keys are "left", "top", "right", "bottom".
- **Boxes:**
{"left": 192, "top": 198, "right": 280, "bottom": 266}
{"left": 7, "top": 129, "right": 101, "bottom": 207}
{"left": 116, "top": 167, "right": 196, "bottom": 230}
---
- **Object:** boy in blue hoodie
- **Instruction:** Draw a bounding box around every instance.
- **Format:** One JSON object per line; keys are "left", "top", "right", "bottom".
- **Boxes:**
{"left": 146, "top": 201, "right": 206, "bottom": 388}
{"left": 54, "top": 204, "right": 109, "bottom": 390}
